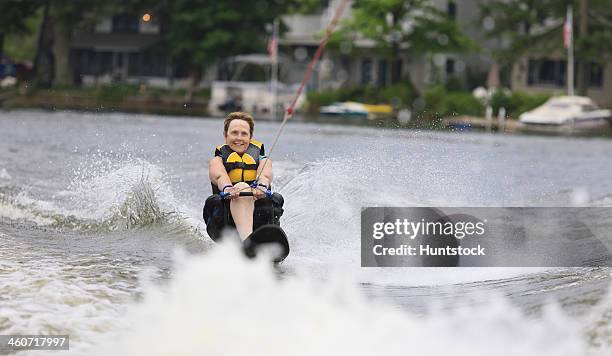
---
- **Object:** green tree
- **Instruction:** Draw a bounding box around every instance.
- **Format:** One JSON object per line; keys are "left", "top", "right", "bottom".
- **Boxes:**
{"left": 574, "top": 0, "right": 612, "bottom": 94}
{"left": 48, "top": 1, "right": 85, "bottom": 86}
{"left": 286, "top": 0, "right": 329, "bottom": 14}
{"left": 162, "top": 0, "right": 294, "bottom": 102}
{"left": 0, "top": 0, "right": 43, "bottom": 59}
{"left": 480, "top": 0, "right": 612, "bottom": 95}
{"left": 332, "top": 0, "right": 475, "bottom": 91}
{"left": 480, "top": 1, "right": 569, "bottom": 66}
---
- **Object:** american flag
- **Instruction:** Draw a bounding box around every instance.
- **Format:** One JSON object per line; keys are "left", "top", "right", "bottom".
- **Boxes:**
{"left": 563, "top": 7, "right": 573, "bottom": 49}
{"left": 267, "top": 20, "right": 278, "bottom": 62}
{"left": 267, "top": 36, "right": 277, "bottom": 61}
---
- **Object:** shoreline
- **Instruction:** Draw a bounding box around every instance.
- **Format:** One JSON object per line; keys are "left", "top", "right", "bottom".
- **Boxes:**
{"left": 2, "top": 90, "right": 612, "bottom": 138}
{"left": 0, "top": 88, "right": 209, "bottom": 117}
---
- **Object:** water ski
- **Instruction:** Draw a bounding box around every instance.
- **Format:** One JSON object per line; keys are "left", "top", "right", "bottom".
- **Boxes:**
{"left": 242, "top": 224, "right": 290, "bottom": 263}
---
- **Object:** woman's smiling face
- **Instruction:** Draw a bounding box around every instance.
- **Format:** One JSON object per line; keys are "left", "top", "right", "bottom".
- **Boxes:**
{"left": 224, "top": 119, "right": 251, "bottom": 154}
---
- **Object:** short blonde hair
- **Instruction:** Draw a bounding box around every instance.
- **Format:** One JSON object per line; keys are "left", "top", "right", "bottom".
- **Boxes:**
{"left": 224, "top": 112, "right": 254, "bottom": 137}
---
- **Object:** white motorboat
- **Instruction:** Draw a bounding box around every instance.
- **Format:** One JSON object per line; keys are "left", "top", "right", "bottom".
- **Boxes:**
{"left": 519, "top": 96, "right": 611, "bottom": 129}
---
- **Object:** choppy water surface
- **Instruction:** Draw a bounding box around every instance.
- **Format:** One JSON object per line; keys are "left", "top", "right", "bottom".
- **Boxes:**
{"left": 0, "top": 110, "right": 611, "bottom": 355}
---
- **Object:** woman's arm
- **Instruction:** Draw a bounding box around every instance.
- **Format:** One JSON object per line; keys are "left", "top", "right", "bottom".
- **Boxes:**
{"left": 209, "top": 156, "right": 232, "bottom": 191}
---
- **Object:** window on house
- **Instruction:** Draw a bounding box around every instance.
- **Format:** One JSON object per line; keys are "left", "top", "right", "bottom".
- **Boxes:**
{"left": 361, "top": 59, "right": 372, "bottom": 84}
{"left": 128, "top": 52, "right": 168, "bottom": 76}
{"left": 116, "top": 52, "right": 124, "bottom": 68}
{"left": 77, "top": 51, "right": 113, "bottom": 76}
{"left": 527, "top": 59, "right": 566, "bottom": 87}
{"left": 377, "top": 60, "right": 388, "bottom": 87}
{"left": 71, "top": 49, "right": 88, "bottom": 75}
{"left": 588, "top": 62, "right": 604, "bottom": 88}
{"left": 537, "top": 60, "right": 559, "bottom": 83}
{"left": 112, "top": 14, "right": 139, "bottom": 33}
{"left": 446, "top": 58, "right": 455, "bottom": 75}
{"left": 392, "top": 59, "right": 402, "bottom": 83}
{"left": 448, "top": 1, "right": 457, "bottom": 19}
{"left": 97, "top": 52, "right": 113, "bottom": 75}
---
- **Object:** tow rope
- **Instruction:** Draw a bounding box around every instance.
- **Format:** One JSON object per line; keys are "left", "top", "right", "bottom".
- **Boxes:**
{"left": 254, "top": 0, "right": 350, "bottom": 184}
{"left": 224, "top": 0, "right": 350, "bottom": 198}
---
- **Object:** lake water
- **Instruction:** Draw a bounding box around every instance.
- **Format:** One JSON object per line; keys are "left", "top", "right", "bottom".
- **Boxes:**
{"left": 0, "top": 110, "right": 610, "bottom": 355}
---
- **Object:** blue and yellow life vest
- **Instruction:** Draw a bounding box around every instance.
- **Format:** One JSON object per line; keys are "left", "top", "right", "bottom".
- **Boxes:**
{"left": 215, "top": 140, "right": 265, "bottom": 187}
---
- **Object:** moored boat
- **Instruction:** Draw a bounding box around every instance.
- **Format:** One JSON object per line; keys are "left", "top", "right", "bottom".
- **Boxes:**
{"left": 319, "top": 101, "right": 393, "bottom": 120}
{"left": 519, "top": 96, "right": 611, "bottom": 130}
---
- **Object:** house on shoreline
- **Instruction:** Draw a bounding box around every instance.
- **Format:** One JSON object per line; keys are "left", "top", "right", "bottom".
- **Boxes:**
{"left": 69, "top": 1, "right": 491, "bottom": 94}
{"left": 244, "top": 0, "right": 495, "bottom": 95}
{"left": 67, "top": 0, "right": 611, "bottom": 107}
{"left": 70, "top": 13, "right": 190, "bottom": 88}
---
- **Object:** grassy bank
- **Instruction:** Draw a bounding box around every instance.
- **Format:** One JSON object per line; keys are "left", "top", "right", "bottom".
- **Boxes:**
{"left": 2, "top": 83, "right": 551, "bottom": 128}
{"left": 305, "top": 83, "right": 551, "bottom": 128}
{"left": 0, "top": 84, "right": 211, "bottom": 117}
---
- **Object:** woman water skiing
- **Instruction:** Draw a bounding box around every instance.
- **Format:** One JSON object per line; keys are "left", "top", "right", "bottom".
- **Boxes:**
{"left": 203, "top": 112, "right": 284, "bottom": 242}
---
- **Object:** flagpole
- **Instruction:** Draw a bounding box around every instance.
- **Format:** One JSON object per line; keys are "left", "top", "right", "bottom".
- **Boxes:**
{"left": 271, "top": 18, "right": 279, "bottom": 120}
{"left": 566, "top": 5, "right": 574, "bottom": 96}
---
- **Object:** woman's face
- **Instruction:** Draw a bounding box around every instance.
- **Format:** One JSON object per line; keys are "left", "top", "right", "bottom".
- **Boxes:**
{"left": 224, "top": 119, "right": 251, "bottom": 154}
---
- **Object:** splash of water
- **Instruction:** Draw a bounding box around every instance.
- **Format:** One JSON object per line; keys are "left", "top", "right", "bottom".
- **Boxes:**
{"left": 86, "top": 244, "right": 603, "bottom": 356}
{"left": 0, "top": 160, "right": 204, "bottom": 235}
